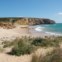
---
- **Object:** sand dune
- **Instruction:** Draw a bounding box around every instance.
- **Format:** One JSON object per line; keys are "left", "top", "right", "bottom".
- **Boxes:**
{"left": 0, "top": 53, "right": 32, "bottom": 62}
{"left": 0, "top": 25, "right": 59, "bottom": 62}
{"left": 0, "top": 47, "right": 54, "bottom": 62}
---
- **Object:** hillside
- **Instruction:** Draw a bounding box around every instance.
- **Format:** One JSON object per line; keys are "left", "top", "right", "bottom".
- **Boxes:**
{"left": 0, "top": 17, "right": 55, "bottom": 28}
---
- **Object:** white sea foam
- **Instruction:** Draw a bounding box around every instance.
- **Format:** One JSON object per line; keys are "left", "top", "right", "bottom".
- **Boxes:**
{"left": 35, "top": 26, "right": 62, "bottom": 36}
{"left": 35, "top": 27, "right": 44, "bottom": 32}
{"left": 35, "top": 27, "right": 62, "bottom": 36}
{"left": 45, "top": 32, "right": 62, "bottom": 36}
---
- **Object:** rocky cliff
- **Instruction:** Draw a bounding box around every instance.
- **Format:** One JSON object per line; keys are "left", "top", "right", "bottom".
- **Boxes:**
{"left": 28, "top": 18, "right": 55, "bottom": 25}
{"left": 0, "top": 17, "right": 55, "bottom": 25}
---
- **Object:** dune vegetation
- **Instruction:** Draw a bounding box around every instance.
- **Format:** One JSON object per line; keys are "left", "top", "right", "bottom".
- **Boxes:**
{"left": 2, "top": 36, "right": 62, "bottom": 56}
{"left": 31, "top": 47, "right": 62, "bottom": 62}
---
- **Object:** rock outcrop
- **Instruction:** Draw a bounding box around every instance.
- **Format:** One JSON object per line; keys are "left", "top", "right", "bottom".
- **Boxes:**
{"left": 28, "top": 18, "right": 55, "bottom": 25}
{"left": 0, "top": 17, "right": 55, "bottom": 26}
{"left": 13, "top": 18, "right": 55, "bottom": 25}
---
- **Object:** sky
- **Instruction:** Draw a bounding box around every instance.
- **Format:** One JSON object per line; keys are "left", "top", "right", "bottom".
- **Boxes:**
{"left": 0, "top": 0, "right": 62, "bottom": 23}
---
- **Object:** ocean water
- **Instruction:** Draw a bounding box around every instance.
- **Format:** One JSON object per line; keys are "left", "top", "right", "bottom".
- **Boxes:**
{"left": 34, "top": 23, "right": 62, "bottom": 35}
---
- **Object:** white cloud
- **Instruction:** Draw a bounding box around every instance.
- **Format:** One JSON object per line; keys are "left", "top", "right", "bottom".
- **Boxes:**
{"left": 58, "top": 12, "right": 62, "bottom": 15}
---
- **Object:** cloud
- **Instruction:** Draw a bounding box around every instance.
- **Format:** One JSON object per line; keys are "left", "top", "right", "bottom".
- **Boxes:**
{"left": 58, "top": 12, "right": 62, "bottom": 15}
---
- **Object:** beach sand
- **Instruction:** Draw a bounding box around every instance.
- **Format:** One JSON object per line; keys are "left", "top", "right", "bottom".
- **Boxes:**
{"left": 0, "top": 25, "right": 61, "bottom": 62}
{"left": 0, "top": 25, "right": 60, "bottom": 42}
{"left": 0, "top": 47, "right": 54, "bottom": 62}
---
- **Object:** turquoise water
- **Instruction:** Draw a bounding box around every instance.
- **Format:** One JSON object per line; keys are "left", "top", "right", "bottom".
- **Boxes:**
{"left": 35, "top": 23, "right": 62, "bottom": 35}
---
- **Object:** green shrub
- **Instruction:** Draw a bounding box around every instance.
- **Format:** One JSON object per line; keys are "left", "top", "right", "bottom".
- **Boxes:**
{"left": 9, "top": 38, "right": 35, "bottom": 56}
{"left": 3, "top": 36, "right": 62, "bottom": 48}
{"left": 32, "top": 37, "right": 45, "bottom": 46}
{"left": 2, "top": 40, "right": 17, "bottom": 48}
{"left": 31, "top": 37, "right": 59, "bottom": 47}
{"left": 3, "top": 36, "right": 62, "bottom": 56}
{"left": 2, "top": 41, "right": 13, "bottom": 48}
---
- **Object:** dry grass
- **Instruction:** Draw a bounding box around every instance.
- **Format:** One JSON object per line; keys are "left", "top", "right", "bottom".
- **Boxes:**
{"left": 31, "top": 47, "right": 62, "bottom": 62}
{"left": 0, "top": 47, "right": 4, "bottom": 52}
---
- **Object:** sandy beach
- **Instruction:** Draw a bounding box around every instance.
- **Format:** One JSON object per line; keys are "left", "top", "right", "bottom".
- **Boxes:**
{"left": 0, "top": 25, "right": 62, "bottom": 62}
{"left": 0, "top": 0, "right": 62, "bottom": 61}
{"left": 0, "top": 25, "right": 29, "bottom": 41}
{"left": 0, "top": 25, "right": 59, "bottom": 41}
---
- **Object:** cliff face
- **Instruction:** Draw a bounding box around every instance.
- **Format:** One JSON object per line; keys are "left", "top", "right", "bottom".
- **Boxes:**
{"left": 0, "top": 18, "right": 55, "bottom": 25}
{"left": 13, "top": 18, "right": 55, "bottom": 25}
{"left": 28, "top": 18, "right": 55, "bottom": 25}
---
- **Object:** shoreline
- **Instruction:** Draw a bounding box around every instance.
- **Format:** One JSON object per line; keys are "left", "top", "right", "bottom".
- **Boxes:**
{"left": 0, "top": 25, "right": 62, "bottom": 41}
{"left": 32, "top": 25, "right": 62, "bottom": 36}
